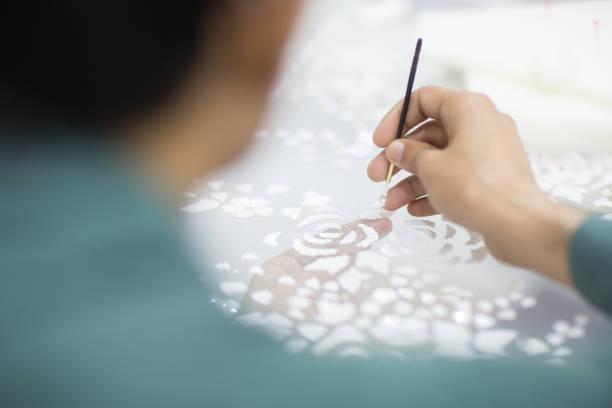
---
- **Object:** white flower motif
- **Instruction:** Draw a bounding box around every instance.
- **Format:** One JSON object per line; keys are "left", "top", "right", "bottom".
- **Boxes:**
{"left": 182, "top": 198, "right": 220, "bottom": 213}
{"left": 222, "top": 197, "right": 274, "bottom": 219}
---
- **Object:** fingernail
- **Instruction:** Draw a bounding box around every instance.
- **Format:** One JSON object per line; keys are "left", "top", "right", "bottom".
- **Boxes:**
{"left": 386, "top": 141, "right": 404, "bottom": 163}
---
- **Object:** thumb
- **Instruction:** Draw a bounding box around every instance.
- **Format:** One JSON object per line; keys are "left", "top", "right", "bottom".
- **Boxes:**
{"left": 385, "top": 138, "right": 439, "bottom": 176}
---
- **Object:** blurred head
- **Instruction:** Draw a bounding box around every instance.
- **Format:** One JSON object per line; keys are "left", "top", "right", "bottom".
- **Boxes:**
{"left": 1, "top": 1, "right": 302, "bottom": 191}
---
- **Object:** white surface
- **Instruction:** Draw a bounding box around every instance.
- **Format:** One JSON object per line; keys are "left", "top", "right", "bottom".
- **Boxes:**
{"left": 415, "top": 0, "right": 612, "bottom": 151}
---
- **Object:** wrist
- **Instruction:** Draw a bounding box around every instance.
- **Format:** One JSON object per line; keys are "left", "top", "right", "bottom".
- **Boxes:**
{"left": 482, "top": 191, "right": 586, "bottom": 285}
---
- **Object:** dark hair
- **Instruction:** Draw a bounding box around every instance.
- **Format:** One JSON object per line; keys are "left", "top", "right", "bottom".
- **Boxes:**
{"left": 1, "top": 2, "right": 220, "bottom": 129}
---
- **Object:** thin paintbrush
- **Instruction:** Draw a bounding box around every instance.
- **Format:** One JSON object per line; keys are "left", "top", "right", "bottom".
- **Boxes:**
{"left": 378, "top": 38, "right": 423, "bottom": 217}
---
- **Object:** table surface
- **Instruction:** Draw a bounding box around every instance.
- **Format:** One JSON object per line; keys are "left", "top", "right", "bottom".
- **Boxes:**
{"left": 183, "top": 0, "right": 612, "bottom": 362}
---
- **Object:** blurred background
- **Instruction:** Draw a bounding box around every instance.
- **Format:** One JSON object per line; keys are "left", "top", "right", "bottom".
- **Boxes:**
{"left": 282, "top": 0, "right": 612, "bottom": 152}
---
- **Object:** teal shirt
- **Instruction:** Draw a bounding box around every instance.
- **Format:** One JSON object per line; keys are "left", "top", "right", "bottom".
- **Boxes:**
{"left": 1, "top": 142, "right": 611, "bottom": 407}
{"left": 571, "top": 217, "right": 612, "bottom": 317}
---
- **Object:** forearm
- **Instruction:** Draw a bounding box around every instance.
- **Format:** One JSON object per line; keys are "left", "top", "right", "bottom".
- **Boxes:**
{"left": 479, "top": 189, "right": 612, "bottom": 318}
{"left": 480, "top": 191, "right": 586, "bottom": 286}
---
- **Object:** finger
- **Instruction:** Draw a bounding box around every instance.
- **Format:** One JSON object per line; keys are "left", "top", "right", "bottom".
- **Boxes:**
{"left": 407, "top": 196, "right": 439, "bottom": 217}
{"left": 367, "top": 150, "right": 400, "bottom": 182}
{"left": 409, "top": 120, "right": 449, "bottom": 149}
{"left": 373, "top": 86, "right": 457, "bottom": 148}
{"left": 369, "top": 121, "right": 447, "bottom": 181}
{"left": 373, "top": 98, "right": 407, "bottom": 148}
{"left": 384, "top": 175, "right": 427, "bottom": 211}
{"left": 385, "top": 138, "right": 438, "bottom": 175}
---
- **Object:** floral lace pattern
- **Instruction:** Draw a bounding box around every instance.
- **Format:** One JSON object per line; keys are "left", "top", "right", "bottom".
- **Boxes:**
{"left": 183, "top": 152, "right": 612, "bottom": 363}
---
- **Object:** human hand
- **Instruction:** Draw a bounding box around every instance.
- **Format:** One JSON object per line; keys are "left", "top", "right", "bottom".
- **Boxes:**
{"left": 367, "top": 86, "right": 585, "bottom": 284}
